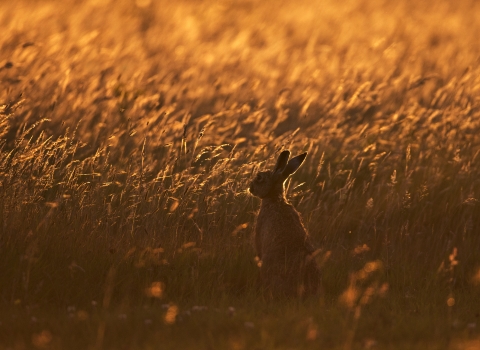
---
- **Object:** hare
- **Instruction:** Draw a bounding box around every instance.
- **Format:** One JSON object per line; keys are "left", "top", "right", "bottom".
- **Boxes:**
{"left": 249, "top": 150, "right": 320, "bottom": 298}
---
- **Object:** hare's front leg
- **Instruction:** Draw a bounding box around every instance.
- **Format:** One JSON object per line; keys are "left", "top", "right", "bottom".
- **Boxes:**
{"left": 254, "top": 223, "right": 262, "bottom": 259}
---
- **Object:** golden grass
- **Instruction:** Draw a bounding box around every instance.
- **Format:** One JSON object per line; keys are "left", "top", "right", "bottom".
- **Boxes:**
{"left": 1, "top": 0, "right": 480, "bottom": 348}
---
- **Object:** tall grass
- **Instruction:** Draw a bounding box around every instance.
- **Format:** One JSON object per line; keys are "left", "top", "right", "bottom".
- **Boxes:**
{"left": 1, "top": 0, "right": 480, "bottom": 348}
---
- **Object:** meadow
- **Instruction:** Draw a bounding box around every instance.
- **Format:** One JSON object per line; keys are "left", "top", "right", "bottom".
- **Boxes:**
{"left": 1, "top": 0, "right": 480, "bottom": 348}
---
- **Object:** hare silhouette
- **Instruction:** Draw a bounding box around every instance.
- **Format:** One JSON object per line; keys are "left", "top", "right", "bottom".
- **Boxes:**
{"left": 249, "top": 150, "right": 321, "bottom": 298}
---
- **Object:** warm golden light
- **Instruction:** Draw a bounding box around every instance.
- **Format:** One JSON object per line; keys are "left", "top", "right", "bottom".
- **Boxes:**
{"left": 447, "top": 297, "right": 456, "bottom": 307}
{"left": 164, "top": 304, "right": 179, "bottom": 325}
{"left": 473, "top": 268, "right": 480, "bottom": 286}
{"left": 145, "top": 281, "right": 165, "bottom": 298}
{"left": 32, "top": 330, "right": 53, "bottom": 349}
{"left": 2, "top": 0, "right": 480, "bottom": 348}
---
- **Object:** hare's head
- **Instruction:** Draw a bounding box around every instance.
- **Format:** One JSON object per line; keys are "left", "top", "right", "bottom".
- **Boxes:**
{"left": 249, "top": 150, "right": 307, "bottom": 199}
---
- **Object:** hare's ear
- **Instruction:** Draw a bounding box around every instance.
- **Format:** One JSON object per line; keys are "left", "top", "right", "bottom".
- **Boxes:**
{"left": 273, "top": 150, "right": 290, "bottom": 173}
{"left": 282, "top": 152, "right": 307, "bottom": 178}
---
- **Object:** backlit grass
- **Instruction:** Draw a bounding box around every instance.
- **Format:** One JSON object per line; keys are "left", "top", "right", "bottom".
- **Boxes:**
{"left": 1, "top": 0, "right": 480, "bottom": 349}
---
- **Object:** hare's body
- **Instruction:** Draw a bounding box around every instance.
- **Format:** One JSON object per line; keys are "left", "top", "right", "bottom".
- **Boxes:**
{"left": 250, "top": 151, "right": 320, "bottom": 297}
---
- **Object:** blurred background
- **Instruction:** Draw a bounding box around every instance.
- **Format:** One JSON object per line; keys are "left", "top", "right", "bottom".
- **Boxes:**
{"left": 3, "top": 0, "right": 479, "bottom": 136}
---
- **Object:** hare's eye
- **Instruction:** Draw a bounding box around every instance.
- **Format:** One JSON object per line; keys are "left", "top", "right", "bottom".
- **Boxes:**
{"left": 256, "top": 174, "right": 263, "bottom": 182}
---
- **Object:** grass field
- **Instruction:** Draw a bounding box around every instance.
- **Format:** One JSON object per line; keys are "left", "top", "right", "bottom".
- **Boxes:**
{"left": 1, "top": 0, "right": 480, "bottom": 348}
